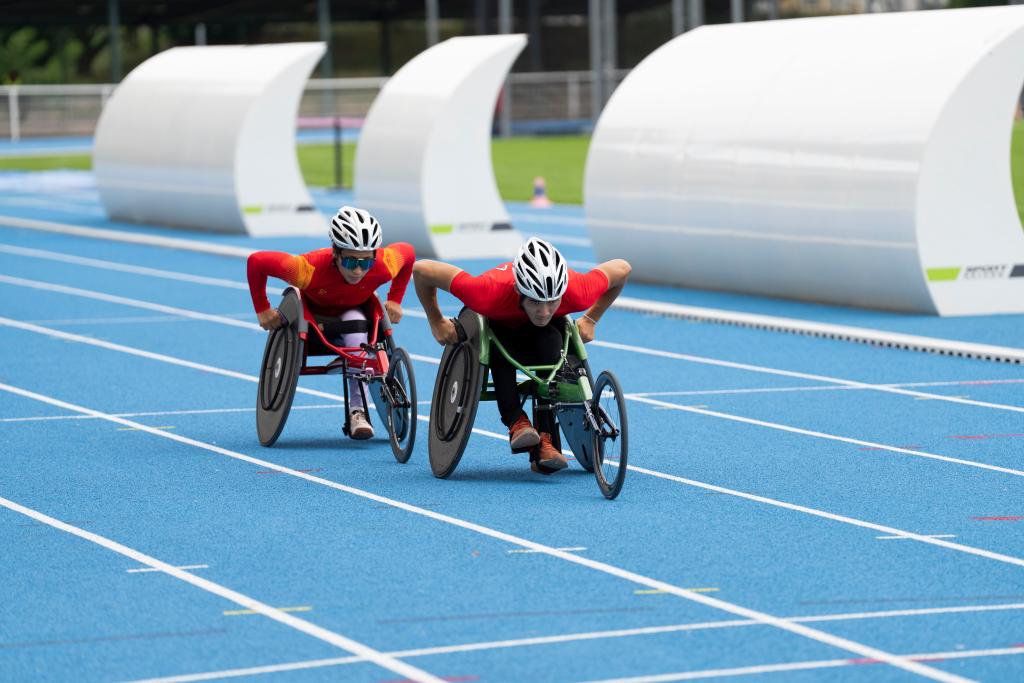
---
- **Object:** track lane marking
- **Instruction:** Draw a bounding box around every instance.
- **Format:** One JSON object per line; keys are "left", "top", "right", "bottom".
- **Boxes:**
{"left": 0, "top": 264, "right": 1021, "bottom": 412}
{"left": 625, "top": 394, "right": 1024, "bottom": 479}
{"left": 223, "top": 606, "right": 311, "bottom": 616}
{"left": 118, "top": 601, "right": 1024, "bottom": 682}
{"left": 630, "top": 379, "right": 1024, "bottom": 397}
{"left": 3, "top": 220, "right": 1021, "bottom": 362}
{"left": 581, "top": 646, "right": 1024, "bottom": 683}
{"left": 1, "top": 404, "right": 341, "bottom": 423}
{"left": 0, "top": 493, "right": 444, "bottom": 683}
{"left": 4, "top": 317, "right": 1024, "bottom": 569}
{"left": 592, "top": 339, "right": 1024, "bottom": 414}
{"left": 0, "top": 381, "right": 969, "bottom": 683}
{"left": 127, "top": 564, "right": 208, "bottom": 573}
{"left": 620, "top": 461, "right": 1024, "bottom": 570}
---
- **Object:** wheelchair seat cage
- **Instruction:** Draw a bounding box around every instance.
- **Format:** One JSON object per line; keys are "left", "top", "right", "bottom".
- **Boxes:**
{"left": 428, "top": 307, "right": 627, "bottom": 499}
{"left": 256, "top": 287, "right": 417, "bottom": 463}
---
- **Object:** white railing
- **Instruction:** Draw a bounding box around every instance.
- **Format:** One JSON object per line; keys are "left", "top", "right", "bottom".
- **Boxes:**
{"left": 3, "top": 70, "right": 630, "bottom": 142}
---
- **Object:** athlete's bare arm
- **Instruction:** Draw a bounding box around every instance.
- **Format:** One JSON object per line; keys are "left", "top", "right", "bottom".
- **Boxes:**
{"left": 577, "top": 259, "right": 632, "bottom": 343}
{"left": 412, "top": 260, "right": 462, "bottom": 345}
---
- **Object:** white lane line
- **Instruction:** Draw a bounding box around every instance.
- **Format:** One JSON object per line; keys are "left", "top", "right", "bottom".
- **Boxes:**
{"left": 509, "top": 215, "right": 589, "bottom": 228}
{"left": 127, "top": 564, "right": 208, "bottom": 573}
{"left": 0, "top": 494, "right": 444, "bottom": 683}
{"left": 4, "top": 270, "right": 1020, "bottom": 416}
{"left": 567, "top": 260, "right": 598, "bottom": 270}
{"left": 582, "top": 646, "right": 1024, "bottom": 683}
{"left": 508, "top": 547, "right": 586, "bottom": 554}
{"left": 622, "top": 461, "right": 1024, "bottom": 570}
{"left": 0, "top": 274, "right": 260, "bottom": 331}
{"left": 5, "top": 316, "right": 1024, "bottom": 567}
{"left": 612, "top": 296, "right": 1024, "bottom": 365}
{"left": 1, "top": 404, "right": 341, "bottom": 424}
{"left": 4, "top": 218, "right": 1021, "bottom": 363}
{"left": 0, "top": 381, "right": 968, "bottom": 683}
{"left": 3, "top": 241, "right": 1021, "bottom": 409}
{"left": 0, "top": 244, "right": 274, "bottom": 292}
{"left": 0, "top": 275, "right": 440, "bottom": 368}
{"left": 593, "top": 339, "right": 1024, "bottom": 414}
{"left": 0, "top": 215, "right": 256, "bottom": 258}
{"left": 0, "top": 317, "right": 498, "bottom": 445}
{"left": 27, "top": 314, "right": 253, "bottom": 326}
{"left": 531, "top": 232, "right": 591, "bottom": 246}
{"left": 626, "top": 394, "right": 1024, "bottom": 479}
{"left": 630, "top": 378, "right": 1024, "bottom": 398}
{"left": 0, "top": 316, "right": 340, "bottom": 401}
{"left": 877, "top": 535, "right": 957, "bottom": 541}
{"left": 119, "top": 601, "right": 1024, "bottom": 682}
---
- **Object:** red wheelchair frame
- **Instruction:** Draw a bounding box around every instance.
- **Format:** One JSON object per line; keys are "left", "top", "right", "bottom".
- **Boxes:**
{"left": 256, "top": 287, "right": 417, "bottom": 462}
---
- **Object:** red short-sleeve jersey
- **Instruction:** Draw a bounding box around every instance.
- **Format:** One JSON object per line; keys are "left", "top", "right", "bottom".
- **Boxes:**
{"left": 450, "top": 262, "right": 609, "bottom": 326}
{"left": 247, "top": 242, "right": 414, "bottom": 317}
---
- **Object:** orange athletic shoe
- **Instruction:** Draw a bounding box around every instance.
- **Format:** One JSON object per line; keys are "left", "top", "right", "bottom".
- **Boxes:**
{"left": 530, "top": 432, "right": 568, "bottom": 474}
{"left": 508, "top": 413, "right": 540, "bottom": 450}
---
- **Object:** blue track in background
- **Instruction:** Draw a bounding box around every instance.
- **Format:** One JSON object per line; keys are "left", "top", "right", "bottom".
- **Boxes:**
{"left": 2, "top": 170, "right": 1024, "bottom": 682}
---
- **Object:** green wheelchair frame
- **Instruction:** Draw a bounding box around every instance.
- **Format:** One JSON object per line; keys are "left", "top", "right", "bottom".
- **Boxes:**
{"left": 428, "top": 307, "right": 628, "bottom": 499}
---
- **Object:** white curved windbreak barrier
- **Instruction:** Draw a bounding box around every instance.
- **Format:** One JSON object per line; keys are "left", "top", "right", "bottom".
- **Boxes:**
{"left": 585, "top": 7, "right": 1024, "bottom": 315}
{"left": 355, "top": 35, "right": 526, "bottom": 259}
{"left": 95, "top": 43, "right": 326, "bottom": 237}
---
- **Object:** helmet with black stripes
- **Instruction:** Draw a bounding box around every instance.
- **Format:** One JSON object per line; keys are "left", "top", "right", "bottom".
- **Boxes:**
{"left": 513, "top": 237, "right": 568, "bottom": 302}
{"left": 329, "top": 206, "right": 382, "bottom": 251}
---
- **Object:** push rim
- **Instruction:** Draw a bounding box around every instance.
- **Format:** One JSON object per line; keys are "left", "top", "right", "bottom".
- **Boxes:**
{"left": 592, "top": 370, "right": 628, "bottom": 499}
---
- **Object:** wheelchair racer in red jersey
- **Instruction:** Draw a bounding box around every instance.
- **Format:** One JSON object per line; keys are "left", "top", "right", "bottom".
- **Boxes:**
{"left": 247, "top": 206, "right": 414, "bottom": 440}
{"left": 413, "top": 237, "right": 631, "bottom": 473}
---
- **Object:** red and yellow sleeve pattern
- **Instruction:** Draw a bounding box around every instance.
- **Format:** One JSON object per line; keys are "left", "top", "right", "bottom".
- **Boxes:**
{"left": 246, "top": 251, "right": 315, "bottom": 313}
{"left": 381, "top": 242, "right": 415, "bottom": 304}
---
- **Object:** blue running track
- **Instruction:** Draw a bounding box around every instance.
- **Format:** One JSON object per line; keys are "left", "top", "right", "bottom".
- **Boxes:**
{"left": 2, "top": 170, "right": 1024, "bottom": 683}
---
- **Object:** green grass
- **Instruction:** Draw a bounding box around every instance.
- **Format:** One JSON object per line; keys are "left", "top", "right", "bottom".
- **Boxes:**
{"left": 6, "top": 127, "right": 1023, "bottom": 220}
{"left": 0, "top": 135, "right": 591, "bottom": 204}
{"left": 0, "top": 154, "right": 91, "bottom": 171}
{"left": 490, "top": 135, "right": 589, "bottom": 204}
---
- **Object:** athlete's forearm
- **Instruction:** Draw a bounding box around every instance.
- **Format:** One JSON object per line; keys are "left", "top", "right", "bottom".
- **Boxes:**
{"left": 412, "top": 260, "right": 460, "bottom": 325}
{"left": 385, "top": 242, "right": 416, "bottom": 304}
{"left": 246, "top": 253, "right": 273, "bottom": 313}
{"left": 585, "top": 259, "right": 631, "bottom": 322}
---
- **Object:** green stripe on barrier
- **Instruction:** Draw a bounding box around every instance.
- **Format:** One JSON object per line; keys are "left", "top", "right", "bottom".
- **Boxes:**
{"left": 430, "top": 224, "right": 453, "bottom": 234}
{"left": 242, "top": 206, "right": 263, "bottom": 215}
{"left": 927, "top": 267, "right": 960, "bottom": 282}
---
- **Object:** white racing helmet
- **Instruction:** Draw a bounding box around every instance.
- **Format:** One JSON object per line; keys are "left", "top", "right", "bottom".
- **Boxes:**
{"left": 329, "top": 206, "right": 382, "bottom": 251}
{"left": 513, "top": 237, "right": 568, "bottom": 302}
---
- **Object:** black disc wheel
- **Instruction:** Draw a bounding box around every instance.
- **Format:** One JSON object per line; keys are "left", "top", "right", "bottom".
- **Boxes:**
{"left": 256, "top": 322, "right": 303, "bottom": 446}
{"left": 428, "top": 309, "right": 483, "bottom": 478}
{"left": 592, "top": 370, "right": 628, "bottom": 500}
{"left": 384, "top": 347, "right": 417, "bottom": 463}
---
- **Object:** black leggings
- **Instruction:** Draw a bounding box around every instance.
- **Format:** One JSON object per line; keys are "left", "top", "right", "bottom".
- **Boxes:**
{"left": 489, "top": 319, "right": 564, "bottom": 426}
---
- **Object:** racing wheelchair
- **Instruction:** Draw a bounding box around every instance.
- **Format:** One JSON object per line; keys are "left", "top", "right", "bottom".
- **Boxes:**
{"left": 428, "top": 307, "right": 628, "bottom": 499}
{"left": 256, "top": 287, "right": 416, "bottom": 462}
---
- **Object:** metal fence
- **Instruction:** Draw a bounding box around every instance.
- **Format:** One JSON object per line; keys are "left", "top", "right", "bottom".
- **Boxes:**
{"left": 2, "top": 70, "right": 631, "bottom": 143}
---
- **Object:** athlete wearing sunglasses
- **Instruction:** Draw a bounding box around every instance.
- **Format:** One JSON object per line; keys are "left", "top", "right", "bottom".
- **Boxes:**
{"left": 247, "top": 206, "right": 415, "bottom": 439}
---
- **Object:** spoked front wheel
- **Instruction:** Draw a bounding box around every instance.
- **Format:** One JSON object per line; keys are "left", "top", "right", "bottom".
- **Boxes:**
{"left": 384, "top": 347, "right": 417, "bottom": 463}
{"left": 592, "top": 370, "right": 628, "bottom": 500}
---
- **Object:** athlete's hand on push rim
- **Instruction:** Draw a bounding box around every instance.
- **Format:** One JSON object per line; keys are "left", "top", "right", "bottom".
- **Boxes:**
{"left": 384, "top": 300, "right": 403, "bottom": 324}
{"left": 257, "top": 308, "right": 284, "bottom": 331}
{"left": 430, "top": 318, "right": 459, "bottom": 346}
